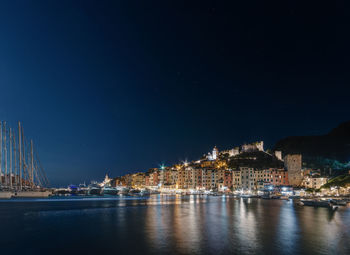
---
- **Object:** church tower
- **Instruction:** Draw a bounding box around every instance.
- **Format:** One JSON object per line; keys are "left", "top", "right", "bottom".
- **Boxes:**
{"left": 212, "top": 146, "right": 219, "bottom": 160}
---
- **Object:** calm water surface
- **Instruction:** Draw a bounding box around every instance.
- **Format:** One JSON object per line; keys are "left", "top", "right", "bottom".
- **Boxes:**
{"left": 0, "top": 195, "right": 349, "bottom": 255}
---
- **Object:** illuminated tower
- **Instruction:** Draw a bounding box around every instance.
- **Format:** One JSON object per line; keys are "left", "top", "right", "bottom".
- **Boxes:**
{"left": 212, "top": 146, "right": 219, "bottom": 160}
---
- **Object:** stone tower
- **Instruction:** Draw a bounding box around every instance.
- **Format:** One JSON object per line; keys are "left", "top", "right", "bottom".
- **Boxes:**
{"left": 284, "top": 154, "right": 302, "bottom": 186}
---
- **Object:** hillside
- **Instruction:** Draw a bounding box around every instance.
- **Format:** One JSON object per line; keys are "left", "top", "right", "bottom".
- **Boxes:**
{"left": 274, "top": 121, "right": 350, "bottom": 164}
{"left": 227, "top": 151, "right": 284, "bottom": 170}
{"left": 321, "top": 174, "right": 350, "bottom": 189}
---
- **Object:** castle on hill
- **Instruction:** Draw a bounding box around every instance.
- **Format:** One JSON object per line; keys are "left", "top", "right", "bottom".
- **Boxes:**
{"left": 207, "top": 141, "right": 267, "bottom": 161}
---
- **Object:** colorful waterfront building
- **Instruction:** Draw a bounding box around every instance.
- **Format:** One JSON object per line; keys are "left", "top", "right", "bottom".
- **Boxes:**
{"left": 131, "top": 172, "right": 146, "bottom": 188}
{"left": 302, "top": 175, "right": 328, "bottom": 189}
{"left": 240, "top": 167, "right": 256, "bottom": 191}
{"left": 223, "top": 170, "right": 233, "bottom": 190}
{"left": 232, "top": 170, "right": 242, "bottom": 190}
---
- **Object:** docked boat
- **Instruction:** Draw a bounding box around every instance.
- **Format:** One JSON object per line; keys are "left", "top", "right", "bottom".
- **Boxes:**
{"left": 68, "top": 185, "right": 79, "bottom": 195}
{"left": 300, "top": 199, "right": 338, "bottom": 210}
{"left": 88, "top": 183, "right": 102, "bottom": 196}
{"left": 117, "top": 187, "right": 129, "bottom": 195}
{"left": 329, "top": 199, "right": 347, "bottom": 206}
{"left": 140, "top": 189, "right": 151, "bottom": 196}
{"left": 129, "top": 189, "right": 141, "bottom": 195}
{"left": 54, "top": 188, "right": 70, "bottom": 195}
{"left": 261, "top": 194, "right": 280, "bottom": 199}
{"left": 0, "top": 191, "right": 13, "bottom": 199}
{"left": 101, "top": 186, "right": 118, "bottom": 196}
{"left": 77, "top": 183, "right": 89, "bottom": 195}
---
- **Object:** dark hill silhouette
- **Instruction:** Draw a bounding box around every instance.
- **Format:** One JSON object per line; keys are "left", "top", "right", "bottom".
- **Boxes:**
{"left": 274, "top": 121, "right": 350, "bottom": 163}
{"left": 228, "top": 151, "right": 284, "bottom": 170}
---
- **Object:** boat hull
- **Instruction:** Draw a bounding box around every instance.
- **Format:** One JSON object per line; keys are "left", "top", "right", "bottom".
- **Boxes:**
{"left": 300, "top": 200, "right": 332, "bottom": 208}
{"left": 88, "top": 188, "right": 102, "bottom": 196}
{"left": 0, "top": 191, "right": 13, "bottom": 199}
{"left": 102, "top": 189, "right": 118, "bottom": 196}
{"left": 14, "top": 191, "right": 52, "bottom": 198}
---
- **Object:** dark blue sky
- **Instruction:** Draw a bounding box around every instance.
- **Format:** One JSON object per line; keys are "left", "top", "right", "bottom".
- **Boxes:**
{"left": 0, "top": 1, "right": 349, "bottom": 186}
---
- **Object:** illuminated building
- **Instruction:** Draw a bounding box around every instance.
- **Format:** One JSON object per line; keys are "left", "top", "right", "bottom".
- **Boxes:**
{"left": 132, "top": 172, "right": 146, "bottom": 188}
{"left": 232, "top": 170, "right": 242, "bottom": 190}
{"left": 207, "top": 146, "right": 219, "bottom": 161}
{"left": 256, "top": 168, "right": 289, "bottom": 186}
{"left": 223, "top": 170, "right": 233, "bottom": 190}
{"left": 121, "top": 174, "right": 133, "bottom": 187}
{"left": 148, "top": 170, "right": 159, "bottom": 187}
{"left": 302, "top": 175, "right": 328, "bottom": 189}
{"left": 229, "top": 147, "right": 240, "bottom": 157}
{"left": 240, "top": 167, "right": 256, "bottom": 191}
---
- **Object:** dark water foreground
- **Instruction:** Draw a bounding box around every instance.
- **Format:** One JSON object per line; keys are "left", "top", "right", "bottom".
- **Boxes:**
{"left": 0, "top": 195, "right": 349, "bottom": 255}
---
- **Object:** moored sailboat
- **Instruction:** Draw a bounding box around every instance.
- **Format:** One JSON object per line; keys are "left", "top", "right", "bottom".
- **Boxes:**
{"left": 0, "top": 121, "right": 50, "bottom": 197}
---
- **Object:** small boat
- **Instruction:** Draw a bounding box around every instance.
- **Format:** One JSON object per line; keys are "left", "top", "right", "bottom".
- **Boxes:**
{"left": 329, "top": 199, "right": 347, "bottom": 206}
{"left": 129, "top": 189, "right": 141, "bottom": 195}
{"left": 140, "top": 189, "right": 151, "bottom": 196}
{"left": 261, "top": 195, "right": 280, "bottom": 199}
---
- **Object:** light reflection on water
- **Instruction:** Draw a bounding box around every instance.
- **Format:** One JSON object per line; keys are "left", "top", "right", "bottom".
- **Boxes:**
{"left": 0, "top": 195, "right": 349, "bottom": 255}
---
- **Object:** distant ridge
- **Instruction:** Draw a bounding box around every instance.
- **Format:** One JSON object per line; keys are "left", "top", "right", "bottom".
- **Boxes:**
{"left": 274, "top": 121, "right": 350, "bottom": 163}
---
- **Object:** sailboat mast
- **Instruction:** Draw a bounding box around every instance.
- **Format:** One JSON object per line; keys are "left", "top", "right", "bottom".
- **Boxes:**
{"left": 31, "top": 140, "right": 34, "bottom": 188}
{"left": 4, "top": 122, "right": 7, "bottom": 187}
{"left": 9, "top": 128, "right": 12, "bottom": 189}
{"left": 18, "top": 122, "right": 22, "bottom": 190}
{"left": 13, "top": 132, "right": 17, "bottom": 189}
{"left": 22, "top": 125, "right": 26, "bottom": 188}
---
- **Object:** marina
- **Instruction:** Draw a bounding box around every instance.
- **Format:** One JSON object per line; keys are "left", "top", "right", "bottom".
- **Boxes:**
{"left": 0, "top": 121, "right": 50, "bottom": 198}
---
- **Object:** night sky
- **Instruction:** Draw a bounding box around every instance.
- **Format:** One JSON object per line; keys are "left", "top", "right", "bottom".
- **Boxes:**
{"left": 0, "top": 1, "right": 349, "bottom": 186}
